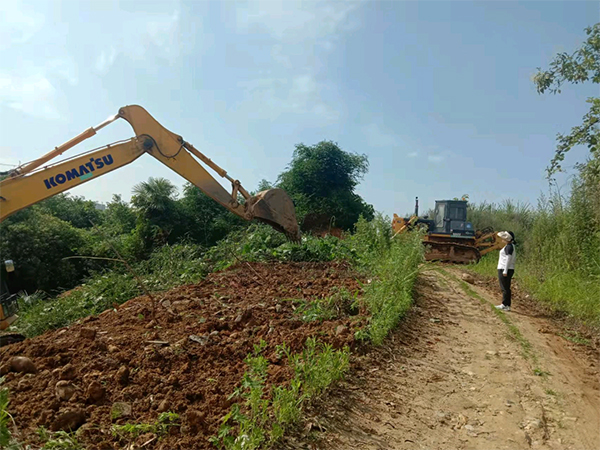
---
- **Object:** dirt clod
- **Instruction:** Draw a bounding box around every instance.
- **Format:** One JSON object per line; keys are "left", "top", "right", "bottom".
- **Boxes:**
{"left": 0, "top": 261, "right": 363, "bottom": 449}
{"left": 335, "top": 325, "right": 348, "bottom": 336}
{"left": 55, "top": 380, "right": 77, "bottom": 401}
{"left": 86, "top": 380, "right": 105, "bottom": 403}
{"left": 51, "top": 408, "right": 86, "bottom": 432}
{"left": 186, "top": 409, "right": 207, "bottom": 433}
{"left": 115, "top": 365, "right": 129, "bottom": 385}
{"left": 17, "top": 376, "right": 33, "bottom": 391}
{"left": 9, "top": 356, "right": 36, "bottom": 374}
{"left": 60, "top": 363, "right": 77, "bottom": 380}
{"left": 157, "top": 399, "right": 170, "bottom": 413}
{"left": 80, "top": 327, "right": 97, "bottom": 340}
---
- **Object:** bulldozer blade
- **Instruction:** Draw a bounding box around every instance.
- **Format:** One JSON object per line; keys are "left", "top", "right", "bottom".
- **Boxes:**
{"left": 246, "top": 188, "right": 301, "bottom": 241}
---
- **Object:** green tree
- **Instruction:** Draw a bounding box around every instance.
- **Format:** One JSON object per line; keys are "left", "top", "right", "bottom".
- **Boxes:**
{"left": 0, "top": 210, "right": 90, "bottom": 293}
{"left": 131, "top": 177, "right": 182, "bottom": 246}
{"left": 276, "top": 141, "right": 374, "bottom": 231}
{"left": 534, "top": 23, "right": 599, "bottom": 177}
{"left": 37, "top": 193, "right": 103, "bottom": 228}
{"left": 102, "top": 194, "right": 137, "bottom": 235}
{"left": 179, "top": 183, "right": 247, "bottom": 247}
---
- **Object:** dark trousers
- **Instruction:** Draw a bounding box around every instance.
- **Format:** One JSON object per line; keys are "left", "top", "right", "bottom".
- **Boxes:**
{"left": 497, "top": 269, "right": 514, "bottom": 306}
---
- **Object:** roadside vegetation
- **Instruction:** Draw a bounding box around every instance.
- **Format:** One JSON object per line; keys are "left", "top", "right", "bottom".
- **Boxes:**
{"left": 468, "top": 24, "right": 600, "bottom": 328}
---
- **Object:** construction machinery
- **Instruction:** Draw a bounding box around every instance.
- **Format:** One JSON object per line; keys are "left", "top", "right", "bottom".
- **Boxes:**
{"left": 392, "top": 197, "right": 504, "bottom": 264}
{"left": 0, "top": 105, "right": 301, "bottom": 340}
{"left": 1, "top": 260, "right": 25, "bottom": 346}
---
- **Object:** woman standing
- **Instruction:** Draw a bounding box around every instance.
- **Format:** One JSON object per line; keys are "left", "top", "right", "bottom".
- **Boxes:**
{"left": 496, "top": 231, "right": 516, "bottom": 311}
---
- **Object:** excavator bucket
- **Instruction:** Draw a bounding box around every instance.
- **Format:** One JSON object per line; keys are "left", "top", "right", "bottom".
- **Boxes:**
{"left": 246, "top": 188, "right": 301, "bottom": 241}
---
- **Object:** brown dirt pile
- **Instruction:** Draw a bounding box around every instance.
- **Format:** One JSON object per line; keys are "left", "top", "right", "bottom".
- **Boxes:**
{"left": 0, "top": 261, "right": 366, "bottom": 449}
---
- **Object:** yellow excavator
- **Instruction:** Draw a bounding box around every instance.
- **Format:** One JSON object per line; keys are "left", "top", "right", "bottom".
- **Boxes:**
{"left": 392, "top": 197, "right": 504, "bottom": 264}
{"left": 0, "top": 105, "right": 301, "bottom": 344}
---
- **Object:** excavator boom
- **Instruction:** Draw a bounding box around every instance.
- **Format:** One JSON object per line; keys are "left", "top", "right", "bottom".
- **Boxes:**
{"left": 0, "top": 105, "right": 300, "bottom": 241}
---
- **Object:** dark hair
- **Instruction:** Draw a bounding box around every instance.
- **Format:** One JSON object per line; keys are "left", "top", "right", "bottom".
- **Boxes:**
{"left": 508, "top": 231, "right": 516, "bottom": 245}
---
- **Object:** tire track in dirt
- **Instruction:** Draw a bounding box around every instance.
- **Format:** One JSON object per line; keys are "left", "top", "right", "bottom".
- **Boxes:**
{"left": 285, "top": 269, "right": 600, "bottom": 450}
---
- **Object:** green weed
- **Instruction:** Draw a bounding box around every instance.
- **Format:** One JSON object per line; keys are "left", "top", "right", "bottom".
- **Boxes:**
{"left": 112, "top": 412, "right": 180, "bottom": 440}
{"left": 293, "top": 288, "right": 357, "bottom": 322}
{"left": 212, "top": 338, "right": 350, "bottom": 450}
{"left": 559, "top": 332, "right": 591, "bottom": 346}
{"left": 0, "top": 379, "right": 11, "bottom": 448}
{"left": 533, "top": 368, "right": 551, "bottom": 377}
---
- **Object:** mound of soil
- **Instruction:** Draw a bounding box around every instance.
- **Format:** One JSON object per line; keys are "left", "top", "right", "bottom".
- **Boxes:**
{"left": 0, "top": 261, "right": 366, "bottom": 449}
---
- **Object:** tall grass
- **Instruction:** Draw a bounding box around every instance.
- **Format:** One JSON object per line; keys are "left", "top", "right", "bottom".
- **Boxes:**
{"left": 350, "top": 214, "right": 425, "bottom": 344}
{"left": 468, "top": 161, "right": 600, "bottom": 327}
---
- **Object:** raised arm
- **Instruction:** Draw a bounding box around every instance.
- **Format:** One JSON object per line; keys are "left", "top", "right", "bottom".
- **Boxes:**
{"left": 0, "top": 105, "right": 299, "bottom": 240}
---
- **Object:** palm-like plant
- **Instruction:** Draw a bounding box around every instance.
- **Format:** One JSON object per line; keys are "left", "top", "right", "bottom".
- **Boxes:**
{"left": 131, "top": 177, "right": 177, "bottom": 216}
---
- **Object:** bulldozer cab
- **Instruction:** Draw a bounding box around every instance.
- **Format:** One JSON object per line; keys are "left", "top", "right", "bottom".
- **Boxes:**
{"left": 432, "top": 200, "right": 474, "bottom": 237}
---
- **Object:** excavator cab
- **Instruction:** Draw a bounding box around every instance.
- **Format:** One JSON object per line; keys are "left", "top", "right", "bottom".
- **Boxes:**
{"left": 0, "top": 260, "right": 25, "bottom": 347}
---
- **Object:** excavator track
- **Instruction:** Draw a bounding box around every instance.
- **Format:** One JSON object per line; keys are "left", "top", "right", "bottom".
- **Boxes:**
{"left": 423, "top": 241, "right": 481, "bottom": 264}
{"left": 0, "top": 333, "right": 26, "bottom": 347}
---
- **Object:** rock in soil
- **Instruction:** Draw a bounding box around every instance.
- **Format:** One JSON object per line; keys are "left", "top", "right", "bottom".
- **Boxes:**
{"left": 461, "top": 273, "right": 475, "bottom": 284}
{"left": 111, "top": 402, "right": 132, "bottom": 420}
{"left": 9, "top": 356, "right": 36, "bottom": 374}
{"left": 51, "top": 408, "right": 86, "bottom": 432}
{"left": 55, "top": 381, "right": 77, "bottom": 401}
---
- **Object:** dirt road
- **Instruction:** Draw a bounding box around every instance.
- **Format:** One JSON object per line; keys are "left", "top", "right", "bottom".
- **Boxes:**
{"left": 287, "top": 268, "right": 600, "bottom": 450}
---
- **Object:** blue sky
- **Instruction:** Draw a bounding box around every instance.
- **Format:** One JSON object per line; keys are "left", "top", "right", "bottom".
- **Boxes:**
{"left": 1, "top": 1, "right": 598, "bottom": 218}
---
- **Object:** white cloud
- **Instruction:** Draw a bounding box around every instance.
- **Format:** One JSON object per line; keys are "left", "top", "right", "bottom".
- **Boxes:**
{"left": 1, "top": 2, "right": 182, "bottom": 120}
{"left": 0, "top": 2, "right": 79, "bottom": 120}
{"left": 428, "top": 155, "right": 445, "bottom": 163}
{"left": 233, "top": 1, "right": 363, "bottom": 122}
{"left": 0, "top": 73, "right": 63, "bottom": 120}
{"left": 92, "top": 9, "right": 182, "bottom": 74}
{"left": 235, "top": 1, "right": 360, "bottom": 45}
{"left": 0, "top": 1, "right": 45, "bottom": 50}
{"left": 408, "top": 151, "right": 419, "bottom": 157}
{"left": 239, "top": 74, "right": 339, "bottom": 121}
{"left": 146, "top": 10, "right": 181, "bottom": 54}
{"left": 363, "top": 123, "right": 400, "bottom": 148}
{"left": 96, "top": 47, "right": 117, "bottom": 74}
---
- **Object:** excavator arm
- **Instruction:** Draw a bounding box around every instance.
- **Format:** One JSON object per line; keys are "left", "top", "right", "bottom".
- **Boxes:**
{"left": 0, "top": 105, "right": 300, "bottom": 240}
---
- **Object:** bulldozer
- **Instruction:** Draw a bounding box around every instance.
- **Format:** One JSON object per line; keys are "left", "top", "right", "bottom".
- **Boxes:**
{"left": 392, "top": 197, "right": 504, "bottom": 264}
{"left": 0, "top": 105, "right": 301, "bottom": 344}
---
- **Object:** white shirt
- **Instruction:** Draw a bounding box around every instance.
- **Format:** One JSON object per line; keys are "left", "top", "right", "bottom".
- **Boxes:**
{"left": 497, "top": 243, "right": 516, "bottom": 274}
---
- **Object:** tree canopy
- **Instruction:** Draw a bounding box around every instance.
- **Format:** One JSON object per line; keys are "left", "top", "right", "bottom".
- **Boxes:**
{"left": 276, "top": 141, "right": 374, "bottom": 231}
{"left": 534, "top": 23, "right": 599, "bottom": 177}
